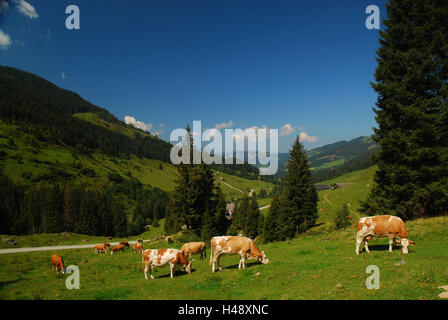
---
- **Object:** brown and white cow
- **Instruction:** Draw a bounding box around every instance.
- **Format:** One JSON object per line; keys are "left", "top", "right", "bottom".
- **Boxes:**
{"left": 51, "top": 254, "right": 65, "bottom": 274}
{"left": 94, "top": 243, "right": 109, "bottom": 254}
{"left": 142, "top": 248, "right": 192, "bottom": 280}
{"left": 133, "top": 243, "right": 143, "bottom": 253}
{"left": 110, "top": 244, "right": 125, "bottom": 255}
{"left": 356, "top": 215, "right": 415, "bottom": 255}
{"left": 119, "top": 241, "right": 130, "bottom": 248}
{"left": 209, "top": 236, "right": 269, "bottom": 272}
{"left": 181, "top": 242, "right": 206, "bottom": 260}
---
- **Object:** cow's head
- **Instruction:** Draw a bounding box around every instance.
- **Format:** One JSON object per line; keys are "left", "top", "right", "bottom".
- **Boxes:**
{"left": 258, "top": 251, "right": 269, "bottom": 264}
{"left": 177, "top": 252, "right": 192, "bottom": 274}
{"left": 395, "top": 238, "right": 415, "bottom": 254}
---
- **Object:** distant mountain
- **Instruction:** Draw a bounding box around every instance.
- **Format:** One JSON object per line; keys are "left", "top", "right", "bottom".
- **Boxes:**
{"left": 275, "top": 136, "right": 379, "bottom": 181}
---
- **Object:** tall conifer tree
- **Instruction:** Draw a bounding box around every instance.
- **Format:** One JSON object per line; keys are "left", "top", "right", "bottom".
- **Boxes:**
{"left": 279, "top": 136, "right": 318, "bottom": 239}
{"left": 361, "top": 0, "right": 448, "bottom": 219}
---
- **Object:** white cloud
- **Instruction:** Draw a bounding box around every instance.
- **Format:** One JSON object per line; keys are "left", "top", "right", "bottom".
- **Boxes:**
{"left": 124, "top": 116, "right": 153, "bottom": 132}
{"left": 279, "top": 123, "right": 295, "bottom": 137}
{"left": 232, "top": 125, "right": 270, "bottom": 143}
{"left": 61, "top": 72, "right": 66, "bottom": 80}
{"left": 299, "top": 132, "right": 318, "bottom": 143}
{"left": 0, "top": 29, "right": 12, "bottom": 50}
{"left": 15, "top": 0, "right": 38, "bottom": 19}
{"left": 152, "top": 128, "right": 164, "bottom": 136}
{"left": 214, "top": 120, "right": 234, "bottom": 130}
{"left": 203, "top": 128, "right": 221, "bottom": 140}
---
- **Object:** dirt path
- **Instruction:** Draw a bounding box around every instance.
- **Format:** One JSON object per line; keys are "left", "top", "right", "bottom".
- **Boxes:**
{"left": 0, "top": 240, "right": 153, "bottom": 255}
{"left": 323, "top": 192, "right": 334, "bottom": 206}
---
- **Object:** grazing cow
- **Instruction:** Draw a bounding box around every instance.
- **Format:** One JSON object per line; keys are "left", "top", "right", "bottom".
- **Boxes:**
{"left": 119, "top": 241, "right": 130, "bottom": 247}
{"left": 111, "top": 244, "right": 125, "bottom": 255}
{"left": 209, "top": 236, "right": 269, "bottom": 272}
{"left": 107, "top": 236, "right": 113, "bottom": 241}
{"left": 51, "top": 254, "right": 65, "bottom": 274}
{"left": 181, "top": 242, "right": 207, "bottom": 260}
{"left": 142, "top": 248, "right": 191, "bottom": 280}
{"left": 82, "top": 239, "right": 88, "bottom": 243}
{"left": 133, "top": 243, "right": 143, "bottom": 253}
{"left": 356, "top": 215, "right": 415, "bottom": 255}
{"left": 137, "top": 238, "right": 143, "bottom": 243}
{"left": 94, "top": 243, "right": 109, "bottom": 254}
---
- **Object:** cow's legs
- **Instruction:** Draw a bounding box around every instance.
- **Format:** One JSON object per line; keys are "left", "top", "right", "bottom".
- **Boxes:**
{"left": 150, "top": 266, "right": 155, "bottom": 280}
{"left": 169, "top": 262, "right": 174, "bottom": 278}
{"left": 364, "top": 238, "right": 370, "bottom": 254}
{"left": 388, "top": 234, "right": 394, "bottom": 252}
{"left": 144, "top": 263, "right": 149, "bottom": 280}
{"left": 241, "top": 255, "right": 246, "bottom": 269}
{"left": 217, "top": 254, "right": 222, "bottom": 271}
{"left": 356, "top": 232, "right": 364, "bottom": 255}
{"left": 211, "top": 251, "right": 216, "bottom": 272}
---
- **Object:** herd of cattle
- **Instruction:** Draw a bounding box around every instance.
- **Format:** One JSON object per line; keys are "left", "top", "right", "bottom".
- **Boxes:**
{"left": 51, "top": 215, "right": 415, "bottom": 279}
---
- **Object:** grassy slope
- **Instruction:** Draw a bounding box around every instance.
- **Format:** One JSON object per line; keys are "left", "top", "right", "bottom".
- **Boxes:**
{"left": 0, "top": 120, "right": 274, "bottom": 199}
{"left": 1, "top": 166, "right": 447, "bottom": 300}
{"left": 0, "top": 216, "right": 447, "bottom": 300}
{"left": 312, "top": 166, "right": 377, "bottom": 233}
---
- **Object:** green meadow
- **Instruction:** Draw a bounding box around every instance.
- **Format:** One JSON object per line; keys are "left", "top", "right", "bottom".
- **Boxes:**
{"left": 1, "top": 166, "right": 447, "bottom": 300}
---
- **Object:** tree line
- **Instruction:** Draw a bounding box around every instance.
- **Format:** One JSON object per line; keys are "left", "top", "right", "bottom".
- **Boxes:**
{"left": 0, "top": 173, "right": 169, "bottom": 237}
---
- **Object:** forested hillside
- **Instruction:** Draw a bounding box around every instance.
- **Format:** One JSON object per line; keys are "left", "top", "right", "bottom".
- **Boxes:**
{"left": 0, "top": 66, "right": 275, "bottom": 237}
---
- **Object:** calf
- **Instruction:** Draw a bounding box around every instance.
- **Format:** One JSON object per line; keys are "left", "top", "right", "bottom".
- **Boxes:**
{"left": 142, "top": 248, "right": 191, "bottom": 280}
{"left": 94, "top": 243, "right": 109, "bottom": 254}
{"left": 356, "top": 215, "right": 415, "bottom": 255}
{"left": 133, "top": 243, "right": 143, "bottom": 253}
{"left": 210, "top": 236, "right": 269, "bottom": 272}
{"left": 181, "top": 242, "right": 206, "bottom": 260}
{"left": 111, "top": 244, "right": 125, "bottom": 255}
{"left": 51, "top": 254, "right": 65, "bottom": 274}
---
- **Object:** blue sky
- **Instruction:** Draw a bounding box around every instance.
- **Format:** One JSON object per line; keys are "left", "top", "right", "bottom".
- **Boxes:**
{"left": 0, "top": 0, "right": 386, "bottom": 152}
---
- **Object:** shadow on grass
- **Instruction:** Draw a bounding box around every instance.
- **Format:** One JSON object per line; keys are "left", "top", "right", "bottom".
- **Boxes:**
{"left": 364, "top": 244, "right": 402, "bottom": 252}
{"left": 154, "top": 268, "right": 197, "bottom": 279}
{"left": 217, "top": 261, "right": 259, "bottom": 271}
{"left": 0, "top": 279, "right": 21, "bottom": 288}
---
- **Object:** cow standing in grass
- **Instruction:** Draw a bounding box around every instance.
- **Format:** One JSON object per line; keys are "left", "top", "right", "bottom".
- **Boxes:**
{"left": 356, "top": 215, "right": 415, "bottom": 255}
{"left": 133, "top": 243, "right": 143, "bottom": 253}
{"left": 210, "top": 236, "right": 269, "bottom": 272}
{"left": 94, "top": 243, "right": 109, "bottom": 254}
{"left": 142, "top": 248, "right": 191, "bottom": 280}
{"left": 51, "top": 254, "right": 65, "bottom": 274}
{"left": 119, "top": 241, "right": 130, "bottom": 249}
{"left": 111, "top": 244, "right": 125, "bottom": 255}
{"left": 181, "top": 242, "right": 206, "bottom": 260}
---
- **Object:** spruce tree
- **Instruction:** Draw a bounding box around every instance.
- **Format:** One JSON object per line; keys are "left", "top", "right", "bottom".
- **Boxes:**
{"left": 361, "top": 0, "right": 448, "bottom": 219}
{"left": 263, "top": 193, "right": 281, "bottom": 243}
{"left": 279, "top": 136, "right": 318, "bottom": 239}
{"left": 245, "top": 193, "right": 261, "bottom": 239}
{"left": 167, "top": 125, "right": 223, "bottom": 238}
